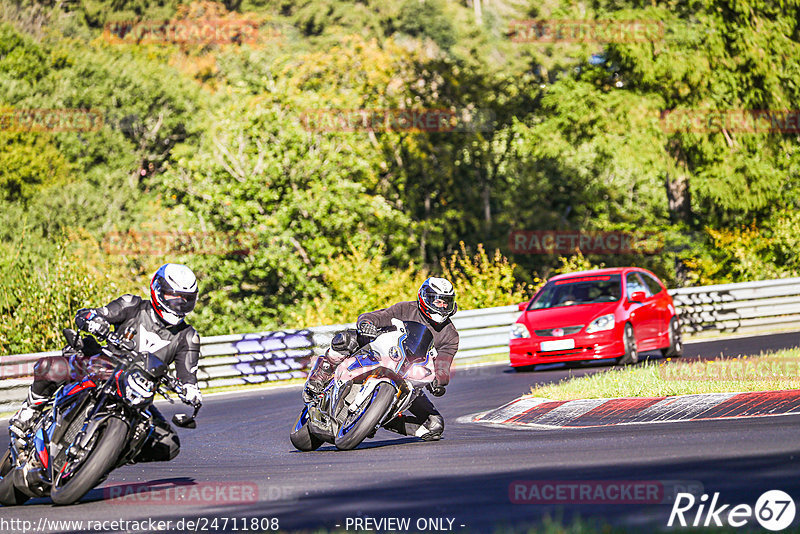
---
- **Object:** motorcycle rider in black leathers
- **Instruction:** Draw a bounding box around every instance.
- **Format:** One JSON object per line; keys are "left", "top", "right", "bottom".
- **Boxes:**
{"left": 8, "top": 263, "right": 202, "bottom": 462}
{"left": 303, "top": 277, "right": 459, "bottom": 441}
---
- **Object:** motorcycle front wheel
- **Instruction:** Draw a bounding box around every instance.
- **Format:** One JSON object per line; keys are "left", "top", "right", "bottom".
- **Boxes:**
{"left": 0, "top": 449, "right": 30, "bottom": 506}
{"left": 290, "top": 406, "right": 324, "bottom": 452}
{"left": 50, "top": 417, "right": 127, "bottom": 505}
{"left": 334, "top": 382, "right": 396, "bottom": 451}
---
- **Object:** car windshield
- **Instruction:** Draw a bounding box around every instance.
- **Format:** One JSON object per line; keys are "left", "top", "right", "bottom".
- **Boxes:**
{"left": 530, "top": 274, "right": 622, "bottom": 310}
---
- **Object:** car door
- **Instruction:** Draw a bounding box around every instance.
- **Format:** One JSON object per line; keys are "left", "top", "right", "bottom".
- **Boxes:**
{"left": 640, "top": 272, "right": 669, "bottom": 342}
{"left": 624, "top": 272, "right": 659, "bottom": 348}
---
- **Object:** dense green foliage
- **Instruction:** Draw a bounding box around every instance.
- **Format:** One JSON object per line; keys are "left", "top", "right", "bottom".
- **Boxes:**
{"left": 1, "top": 0, "right": 798, "bottom": 354}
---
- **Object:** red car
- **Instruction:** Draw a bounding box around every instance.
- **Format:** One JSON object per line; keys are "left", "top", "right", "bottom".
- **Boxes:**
{"left": 509, "top": 267, "right": 682, "bottom": 369}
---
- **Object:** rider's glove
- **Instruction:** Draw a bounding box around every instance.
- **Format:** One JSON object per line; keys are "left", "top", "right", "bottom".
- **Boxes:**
{"left": 357, "top": 320, "right": 379, "bottom": 339}
{"left": 427, "top": 379, "right": 446, "bottom": 397}
{"left": 83, "top": 314, "right": 111, "bottom": 339}
{"left": 183, "top": 383, "right": 203, "bottom": 406}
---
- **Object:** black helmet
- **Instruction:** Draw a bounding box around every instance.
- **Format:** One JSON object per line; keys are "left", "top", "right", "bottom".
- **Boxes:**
{"left": 418, "top": 277, "right": 456, "bottom": 324}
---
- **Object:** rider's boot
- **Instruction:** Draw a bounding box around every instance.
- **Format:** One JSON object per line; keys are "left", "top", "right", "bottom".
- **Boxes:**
{"left": 383, "top": 413, "right": 444, "bottom": 441}
{"left": 415, "top": 414, "right": 445, "bottom": 441}
{"left": 9, "top": 389, "right": 49, "bottom": 440}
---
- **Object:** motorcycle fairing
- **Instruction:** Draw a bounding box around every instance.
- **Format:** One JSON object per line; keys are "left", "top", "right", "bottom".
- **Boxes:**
{"left": 337, "top": 387, "right": 381, "bottom": 438}
{"left": 293, "top": 405, "right": 310, "bottom": 433}
{"left": 33, "top": 428, "right": 49, "bottom": 469}
{"left": 62, "top": 378, "right": 97, "bottom": 397}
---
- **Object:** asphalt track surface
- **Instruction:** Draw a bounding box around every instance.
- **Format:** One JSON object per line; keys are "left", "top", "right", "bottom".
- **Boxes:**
{"left": 2, "top": 332, "right": 800, "bottom": 533}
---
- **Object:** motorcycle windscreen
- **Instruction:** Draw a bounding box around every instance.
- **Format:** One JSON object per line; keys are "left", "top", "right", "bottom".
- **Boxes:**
{"left": 144, "top": 353, "right": 168, "bottom": 379}
{"left": 401, "top": 321, "right": 434, "bottom": 363}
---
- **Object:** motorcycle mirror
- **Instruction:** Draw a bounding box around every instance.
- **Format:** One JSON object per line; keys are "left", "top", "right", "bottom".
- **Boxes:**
{"left": 63, "top": 328, "right": 83, "bottom": 350}
{"left": 172, "top": 413, "right": 197, "bottom": 429}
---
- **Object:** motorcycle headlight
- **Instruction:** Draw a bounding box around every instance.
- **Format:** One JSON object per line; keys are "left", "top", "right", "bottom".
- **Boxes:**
{"left": 125, "top": 370, "right": 155, "bottom": 405}
{"left": 510, "top": 323, "right": 530, "bottom": 339}
{"left": 586, "top": 314, "right": 615, "bottom": 333}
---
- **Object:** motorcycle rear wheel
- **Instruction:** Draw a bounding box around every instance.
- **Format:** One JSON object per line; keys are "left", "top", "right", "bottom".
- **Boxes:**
{"left": 334, "top": 382, "right": 396, "bottom": 451}
{"left": 50, "top": 417, "right": 127, "bottom": 505}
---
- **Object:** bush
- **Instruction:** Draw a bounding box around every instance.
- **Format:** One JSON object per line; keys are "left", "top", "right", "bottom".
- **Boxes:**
{"left": 440, "top": 242, "right": 538, "bottom": 309}
{"left": 682, "top": 211, "right": 800, "bottom": 285}
{"left": 0, "top": 233, "right": 140, "bottom": 355}
{"left": 290, "top": 243, "right": 428, "bottom": 327}
{"left": 291, "top": 242, "right": 535, "bottom": 328}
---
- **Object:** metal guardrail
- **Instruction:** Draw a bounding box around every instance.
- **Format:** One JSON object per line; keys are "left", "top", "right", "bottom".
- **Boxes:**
{"left": 668, "top": 277, "right": 800, "bottom": 337}
{"left": 2, "top": 276, "right": 800, "bottom": 412}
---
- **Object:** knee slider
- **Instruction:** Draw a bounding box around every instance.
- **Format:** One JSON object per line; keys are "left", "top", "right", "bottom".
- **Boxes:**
{"left": 33, "top": 356, "right": 69, "bottom": 384}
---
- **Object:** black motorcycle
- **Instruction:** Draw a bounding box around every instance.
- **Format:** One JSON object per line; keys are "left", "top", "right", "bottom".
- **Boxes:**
{"left": 0, "top": 328, "right": 200, "bottom": 505}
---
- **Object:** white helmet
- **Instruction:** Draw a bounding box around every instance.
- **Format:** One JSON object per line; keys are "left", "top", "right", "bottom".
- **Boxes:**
{"left": 150, "top": 263, "right": 198, "bottom": 325}
{"left": 418, "top": 277, "right": 456, "bottom": 324}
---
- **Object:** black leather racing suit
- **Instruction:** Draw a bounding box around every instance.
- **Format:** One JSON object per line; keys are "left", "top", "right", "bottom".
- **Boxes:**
{"left": 30, "top": 294, "right": 201, "bottom": 462}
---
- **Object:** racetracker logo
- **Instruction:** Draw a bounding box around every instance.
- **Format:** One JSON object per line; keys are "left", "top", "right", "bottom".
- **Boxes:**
{"left": 509, "top": 19, "right": 664, "bottom": 43}
{"left": 510, "top": 480, "right": 703, "bottom": 505}
{"left": 103, "top": 19, "right": 279, "bottom": 45}
{"left": 299, "top": 108, "right": 495, "bottom": 133}
{"left": 509, "top": 230, "right": 663, "bottom": 255}
{"left": 659, "top": 358, "right": 800, "bottom": 382}
{"left": 668, "top": 490, "right": 796, "bottom": 531}
{"left": 104, "top": 481, "right": 259, "bottom": 505}
{"left": 0, "top": 359, "right": 36, "bottom": 380}
{"left": 659, "top": 109, "right": 800, "bottom": 134}
{"left": 0, "top": 108, "right": 103, "bottom": 132}
{"left": 102, "top": 230, "right": 260, "bottom": 256}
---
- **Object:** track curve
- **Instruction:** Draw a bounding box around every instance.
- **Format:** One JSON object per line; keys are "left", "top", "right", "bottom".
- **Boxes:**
{"left": 2, "top": 332, "right": 799, "bottom": 533}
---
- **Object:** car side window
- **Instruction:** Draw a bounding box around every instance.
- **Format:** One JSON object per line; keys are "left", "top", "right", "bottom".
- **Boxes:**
{"left": 625, "top": 273, "right": 650, "bottom": 298}
{"left": 641, "top": 273, "right": 663, "bottom": 296}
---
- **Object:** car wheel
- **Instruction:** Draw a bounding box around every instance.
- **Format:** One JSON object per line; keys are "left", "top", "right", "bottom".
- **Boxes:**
{"left": 660, "top": 316, "right": 683, "bottom": 358}
{"left": 618, "top": 323, "right": 638, "bottom": 365}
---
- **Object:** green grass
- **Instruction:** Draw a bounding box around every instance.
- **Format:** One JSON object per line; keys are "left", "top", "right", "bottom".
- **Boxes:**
{"left": 529, "top": 349, "right": 800, "bottom": 401}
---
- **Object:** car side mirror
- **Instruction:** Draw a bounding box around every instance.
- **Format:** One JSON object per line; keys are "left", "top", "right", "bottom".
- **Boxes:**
{"left": 518, "top": 302, "right": 528, "bottom": 312}
{"left": 629, "top": 291, "right": 646, "bottom": 303}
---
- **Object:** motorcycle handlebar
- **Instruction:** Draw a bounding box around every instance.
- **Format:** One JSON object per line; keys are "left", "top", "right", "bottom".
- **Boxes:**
{"left": 98, "top": 332, "right": 198, "bottom": 409}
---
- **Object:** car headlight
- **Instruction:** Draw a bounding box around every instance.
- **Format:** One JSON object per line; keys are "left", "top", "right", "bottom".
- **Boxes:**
{"left": 586, "top": 314, "right": 615, "bottom": 333}
{"left": 510, "top": 323, "right": 530, "bottom": 339}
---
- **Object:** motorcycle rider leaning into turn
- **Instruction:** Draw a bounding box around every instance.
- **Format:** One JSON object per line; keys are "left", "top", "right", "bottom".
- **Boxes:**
{"left": 303, "top": 277, "right": 459, "bottom": 441}
{"left": 8, "top": 263, "right": 203, "bottom": 463}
